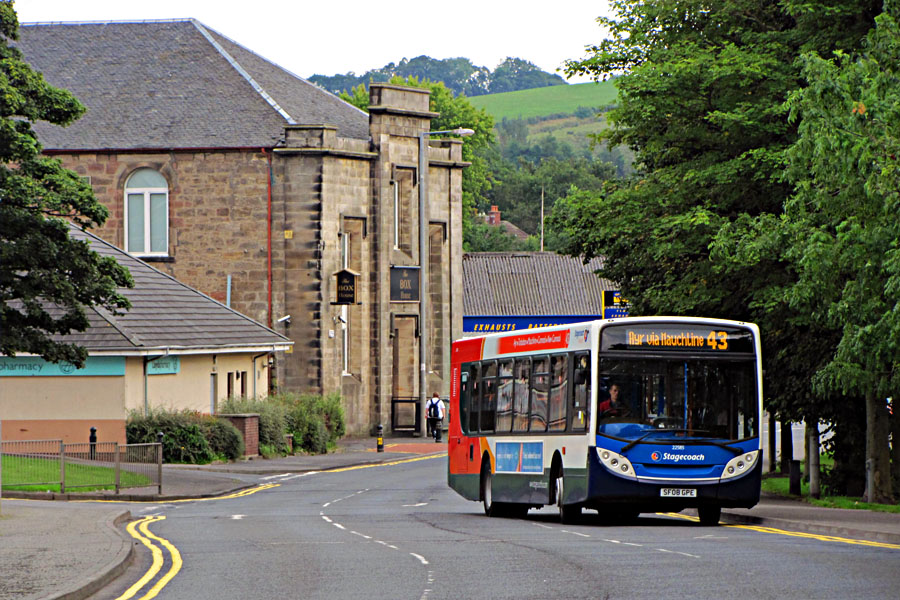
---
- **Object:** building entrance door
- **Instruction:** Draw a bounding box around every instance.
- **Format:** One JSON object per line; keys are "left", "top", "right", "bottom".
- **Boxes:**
{"left": 391, "top": 315, "right": 420, "bottom": 432}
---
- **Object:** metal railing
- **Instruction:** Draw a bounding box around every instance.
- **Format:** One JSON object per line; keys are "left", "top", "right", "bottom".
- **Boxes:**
{"left": 1, "top": 439, "right": 162, "bottom": 494}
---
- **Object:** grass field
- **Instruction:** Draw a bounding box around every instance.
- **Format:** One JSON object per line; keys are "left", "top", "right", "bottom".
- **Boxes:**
{"left": 469, "top": 80, "right": 619, "bottom": 121}
{"left": 1, "top": 454, "right": 152, "bottom": 492}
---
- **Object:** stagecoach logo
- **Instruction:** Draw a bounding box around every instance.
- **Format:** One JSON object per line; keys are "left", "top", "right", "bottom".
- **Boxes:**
{"left": 574, "top": 328, "right": 589, "bottom": 343}
{"left": 663, "top": 453, "right": 706, "bottom": 462}
{"left": 650, "top": 450, "right": 706, "bottom": 462}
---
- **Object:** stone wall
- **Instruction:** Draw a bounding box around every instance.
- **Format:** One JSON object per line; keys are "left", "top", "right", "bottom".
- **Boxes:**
{"left": 54, "top": 150, "right": 277, "bottom": 327}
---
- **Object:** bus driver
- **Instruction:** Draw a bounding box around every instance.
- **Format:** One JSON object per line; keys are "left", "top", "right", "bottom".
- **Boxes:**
{"left": 598, "top": 383, "right": 627, "bottom": 415}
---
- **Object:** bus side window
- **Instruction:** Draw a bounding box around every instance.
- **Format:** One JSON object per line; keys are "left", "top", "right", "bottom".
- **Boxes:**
{"left": 548, "top": 354, "right": 568, "bottom": 431}
{"left": 481, "top": 360, "right": 497, "bottom": 432}
{"left": 530, "top": 356, "right": 549, "bottom": 432}
{"left": 496, "top": 360, "right": 514, "bottom": 433}
{"left": 467, "top": 363, "right": 481, "bottom": 434}
{"left": 512, "top": 358, "right": 531, "bottom": 433}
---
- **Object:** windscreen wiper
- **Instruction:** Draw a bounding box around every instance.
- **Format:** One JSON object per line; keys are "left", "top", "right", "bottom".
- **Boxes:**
{"left": 698, "top": 439, "right": 744, "bottom": 456}
{"left": 621, "top": 429, "right": 697, "bottom": 453}
{"left": 621, "top": 431, "right": 743, "bottom": 455}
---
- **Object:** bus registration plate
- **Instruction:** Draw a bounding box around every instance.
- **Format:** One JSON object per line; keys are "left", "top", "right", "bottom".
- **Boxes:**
{"left": 660, "top": 488, "right": 697, "bottom": 497}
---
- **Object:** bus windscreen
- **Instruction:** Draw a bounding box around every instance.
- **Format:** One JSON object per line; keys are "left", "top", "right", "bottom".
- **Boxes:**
{"left": 596, "top": 358, "right": 758, "bottom": 443}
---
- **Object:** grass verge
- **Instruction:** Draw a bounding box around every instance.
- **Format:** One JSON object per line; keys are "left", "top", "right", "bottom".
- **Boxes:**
{"left": 762, "top": 474, "right": 900, "bottom": 513}
{"left": 1, "top": 455, "right": 152, "bottom": 492}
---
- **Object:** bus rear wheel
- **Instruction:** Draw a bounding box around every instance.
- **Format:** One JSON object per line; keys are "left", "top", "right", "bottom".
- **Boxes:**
{"left": 698, "top": 506, "right": 721, "bottom": 526}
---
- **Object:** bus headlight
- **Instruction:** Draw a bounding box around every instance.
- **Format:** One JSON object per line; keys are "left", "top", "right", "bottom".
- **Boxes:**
{"left": 597, "top": 448, "right": 637, "bottom": 481}
{"left": 721, "top": 450, "right": 759, "bottom": 480}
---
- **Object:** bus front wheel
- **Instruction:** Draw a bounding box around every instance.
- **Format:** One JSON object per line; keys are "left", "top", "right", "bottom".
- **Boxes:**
{"left": 698, "top": 505, "right": 721, "bottom": 526}
{"left": 554, "top": 470, "right": 581, "bottom": 524}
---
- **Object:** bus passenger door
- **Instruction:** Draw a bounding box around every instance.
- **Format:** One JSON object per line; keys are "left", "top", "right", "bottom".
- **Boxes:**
{"left": 450, "top": 362, "right": 479, "bottom": 475}
{"left": 570, "top": 352, "right": 590, "bottom": 432}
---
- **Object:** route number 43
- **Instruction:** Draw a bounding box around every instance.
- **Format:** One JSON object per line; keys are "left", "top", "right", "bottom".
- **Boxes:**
{"left": 707, "top": 331, "right": 728, "bottom": 350}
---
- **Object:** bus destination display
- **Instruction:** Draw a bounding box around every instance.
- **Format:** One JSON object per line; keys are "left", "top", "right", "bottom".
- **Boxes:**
{"left": 601, "top": 324, "right": 754, "bottom": 353}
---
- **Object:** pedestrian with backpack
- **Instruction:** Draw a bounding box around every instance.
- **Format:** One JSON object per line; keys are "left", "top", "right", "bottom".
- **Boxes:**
{"left": 427, "top": 392, "right": 444, "bottom": 442}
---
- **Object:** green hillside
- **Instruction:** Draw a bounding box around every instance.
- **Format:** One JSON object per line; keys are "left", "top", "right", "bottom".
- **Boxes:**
{"left": 469, "top": 80, "right": 619, "bottom": 120}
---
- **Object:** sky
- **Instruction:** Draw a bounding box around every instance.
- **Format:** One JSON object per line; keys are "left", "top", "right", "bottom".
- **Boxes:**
{"left": 14, "top": 1, "right": 611, "bottom": 85}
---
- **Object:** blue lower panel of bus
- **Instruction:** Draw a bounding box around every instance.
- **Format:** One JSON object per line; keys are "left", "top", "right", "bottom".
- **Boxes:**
{"left": 583, "top": 447, "right": 761, "bottom": 511}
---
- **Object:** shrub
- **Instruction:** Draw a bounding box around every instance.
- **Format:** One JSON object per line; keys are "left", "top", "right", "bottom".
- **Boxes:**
{"left": 217, "top": 392, "right": 346, "bottom": 456}
{"left": 126, "top": 409, "right": 214, "bottom": 464}
{"left": 274, "top": 392, "right": 345, "bottom": 454}
{"left": 300, "top": 418, "right": 329, "bottom": 455}
{"left": 314, "top": 392, "right": 346, "bottom": 443}
{"left": 219, "top": 397, "right": 288, "bottom": 452}
{"left": 198, "top": 415, "right": 244, "bottom": 460}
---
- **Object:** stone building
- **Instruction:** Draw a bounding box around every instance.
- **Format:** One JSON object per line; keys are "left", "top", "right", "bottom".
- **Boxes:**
{"left": 18, "top": 20, "right": 466, "bottom": 434}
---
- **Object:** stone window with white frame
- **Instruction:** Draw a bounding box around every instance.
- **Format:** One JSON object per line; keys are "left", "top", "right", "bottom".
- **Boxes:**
{"left": 124, "top": 168, "right": 169, "bottom": 256}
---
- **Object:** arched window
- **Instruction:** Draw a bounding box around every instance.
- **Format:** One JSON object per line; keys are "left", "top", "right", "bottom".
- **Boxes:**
{"left": 125, "top": 168, "right": 168, "bottom": 255}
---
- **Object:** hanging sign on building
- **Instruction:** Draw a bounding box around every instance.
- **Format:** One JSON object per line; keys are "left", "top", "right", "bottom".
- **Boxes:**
{"left": 148, "top": 356, "right": 180, "bottom": 375}
{"left": 334, "top": 269, "right": 360, "bottom": 305}
{"left": 390, "top": 266, "right": 420, "bottom": 302}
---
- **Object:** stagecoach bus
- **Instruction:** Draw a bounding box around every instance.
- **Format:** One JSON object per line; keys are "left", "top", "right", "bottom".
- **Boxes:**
{"left": 448, "top": 317, "right": 763, "bottom": 525}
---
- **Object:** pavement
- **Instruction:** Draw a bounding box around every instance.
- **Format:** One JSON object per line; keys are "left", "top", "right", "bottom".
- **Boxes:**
{"left": 2, "top": 435, "right": 899, "bottom": 600}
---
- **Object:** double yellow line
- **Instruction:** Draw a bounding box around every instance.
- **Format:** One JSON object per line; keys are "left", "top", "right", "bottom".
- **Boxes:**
{"left": 660, "top": 512, "right": 900, "bottom": 550}
{"left": 114, "top": 483, "right": 280, "bottom": 598}
{"left": 118, "top": 516, "right": 182, "bottom": 600}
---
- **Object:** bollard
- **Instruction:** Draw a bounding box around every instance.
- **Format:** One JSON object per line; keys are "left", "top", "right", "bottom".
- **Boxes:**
{"left": 89, "top": 426, "right": 97, "bottom": 460}
{"left": 789, "top": 459, "right": 801, "bottom": 495}
{"left": 156, "top": 431, "right": 164, "bottom": 495}
{"left": 376, "top": 424, "right": 384, "bottom": 453}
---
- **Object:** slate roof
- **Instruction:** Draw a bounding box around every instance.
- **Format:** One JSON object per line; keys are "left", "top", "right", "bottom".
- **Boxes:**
{"left": 463, "top": 252, "right": 615, "bottom": 316}
{"left": 48, "top": 224, "right": 292, "bottom": 354}
{"left": 16, "top": 19, "right": 370, "bottom": 150}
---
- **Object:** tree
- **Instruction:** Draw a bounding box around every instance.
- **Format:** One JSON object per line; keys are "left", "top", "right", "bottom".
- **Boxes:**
{"left": 312, "top": 55, "right": 563, "bottom": 98}
{"left": 553, "top": 0, "right": 882, "bottom": 491}
{"left": 487, "top": 157, "right": 614, "bottom": 238}
{"left": 488, "top": 57, "right": 566, "bottom": 94}
{"left": 0, "top": 2, "right": 132, "bottom": 368}
{"left": 780, "top": 4, "right": 900, "bottom": 502}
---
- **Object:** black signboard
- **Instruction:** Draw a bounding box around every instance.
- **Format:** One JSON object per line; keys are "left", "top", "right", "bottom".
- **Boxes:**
{"left": 334, "top": 269, "right": 359, "bottom": 305}
{"left": 390, "top": 266, "right": 420, "bottom": 302}
{"left": 601, "top": 323, "right": 755, "bottom": 354}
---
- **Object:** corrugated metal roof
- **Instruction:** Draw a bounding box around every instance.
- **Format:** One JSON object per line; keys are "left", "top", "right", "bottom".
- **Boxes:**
{"left": 17, "top": 20, "right": 370, "bottom": 150}
{"left": 463, "top": 252, "right": 614, "bottom": 316}
{"left": 48, "top": 225, "right": 291, "bottom": 353}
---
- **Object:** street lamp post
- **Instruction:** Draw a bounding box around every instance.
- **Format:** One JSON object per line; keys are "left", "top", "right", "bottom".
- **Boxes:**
{"left": 418, "top": 127, "right": 474, "bottom": 436}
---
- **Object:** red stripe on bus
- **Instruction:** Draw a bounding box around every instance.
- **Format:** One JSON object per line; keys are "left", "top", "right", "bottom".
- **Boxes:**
{"left": 497, "top": 330, "right": 570, "bottom": 354}
{"left": 453, "top": 336, "right": 485, "bottom": 363}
